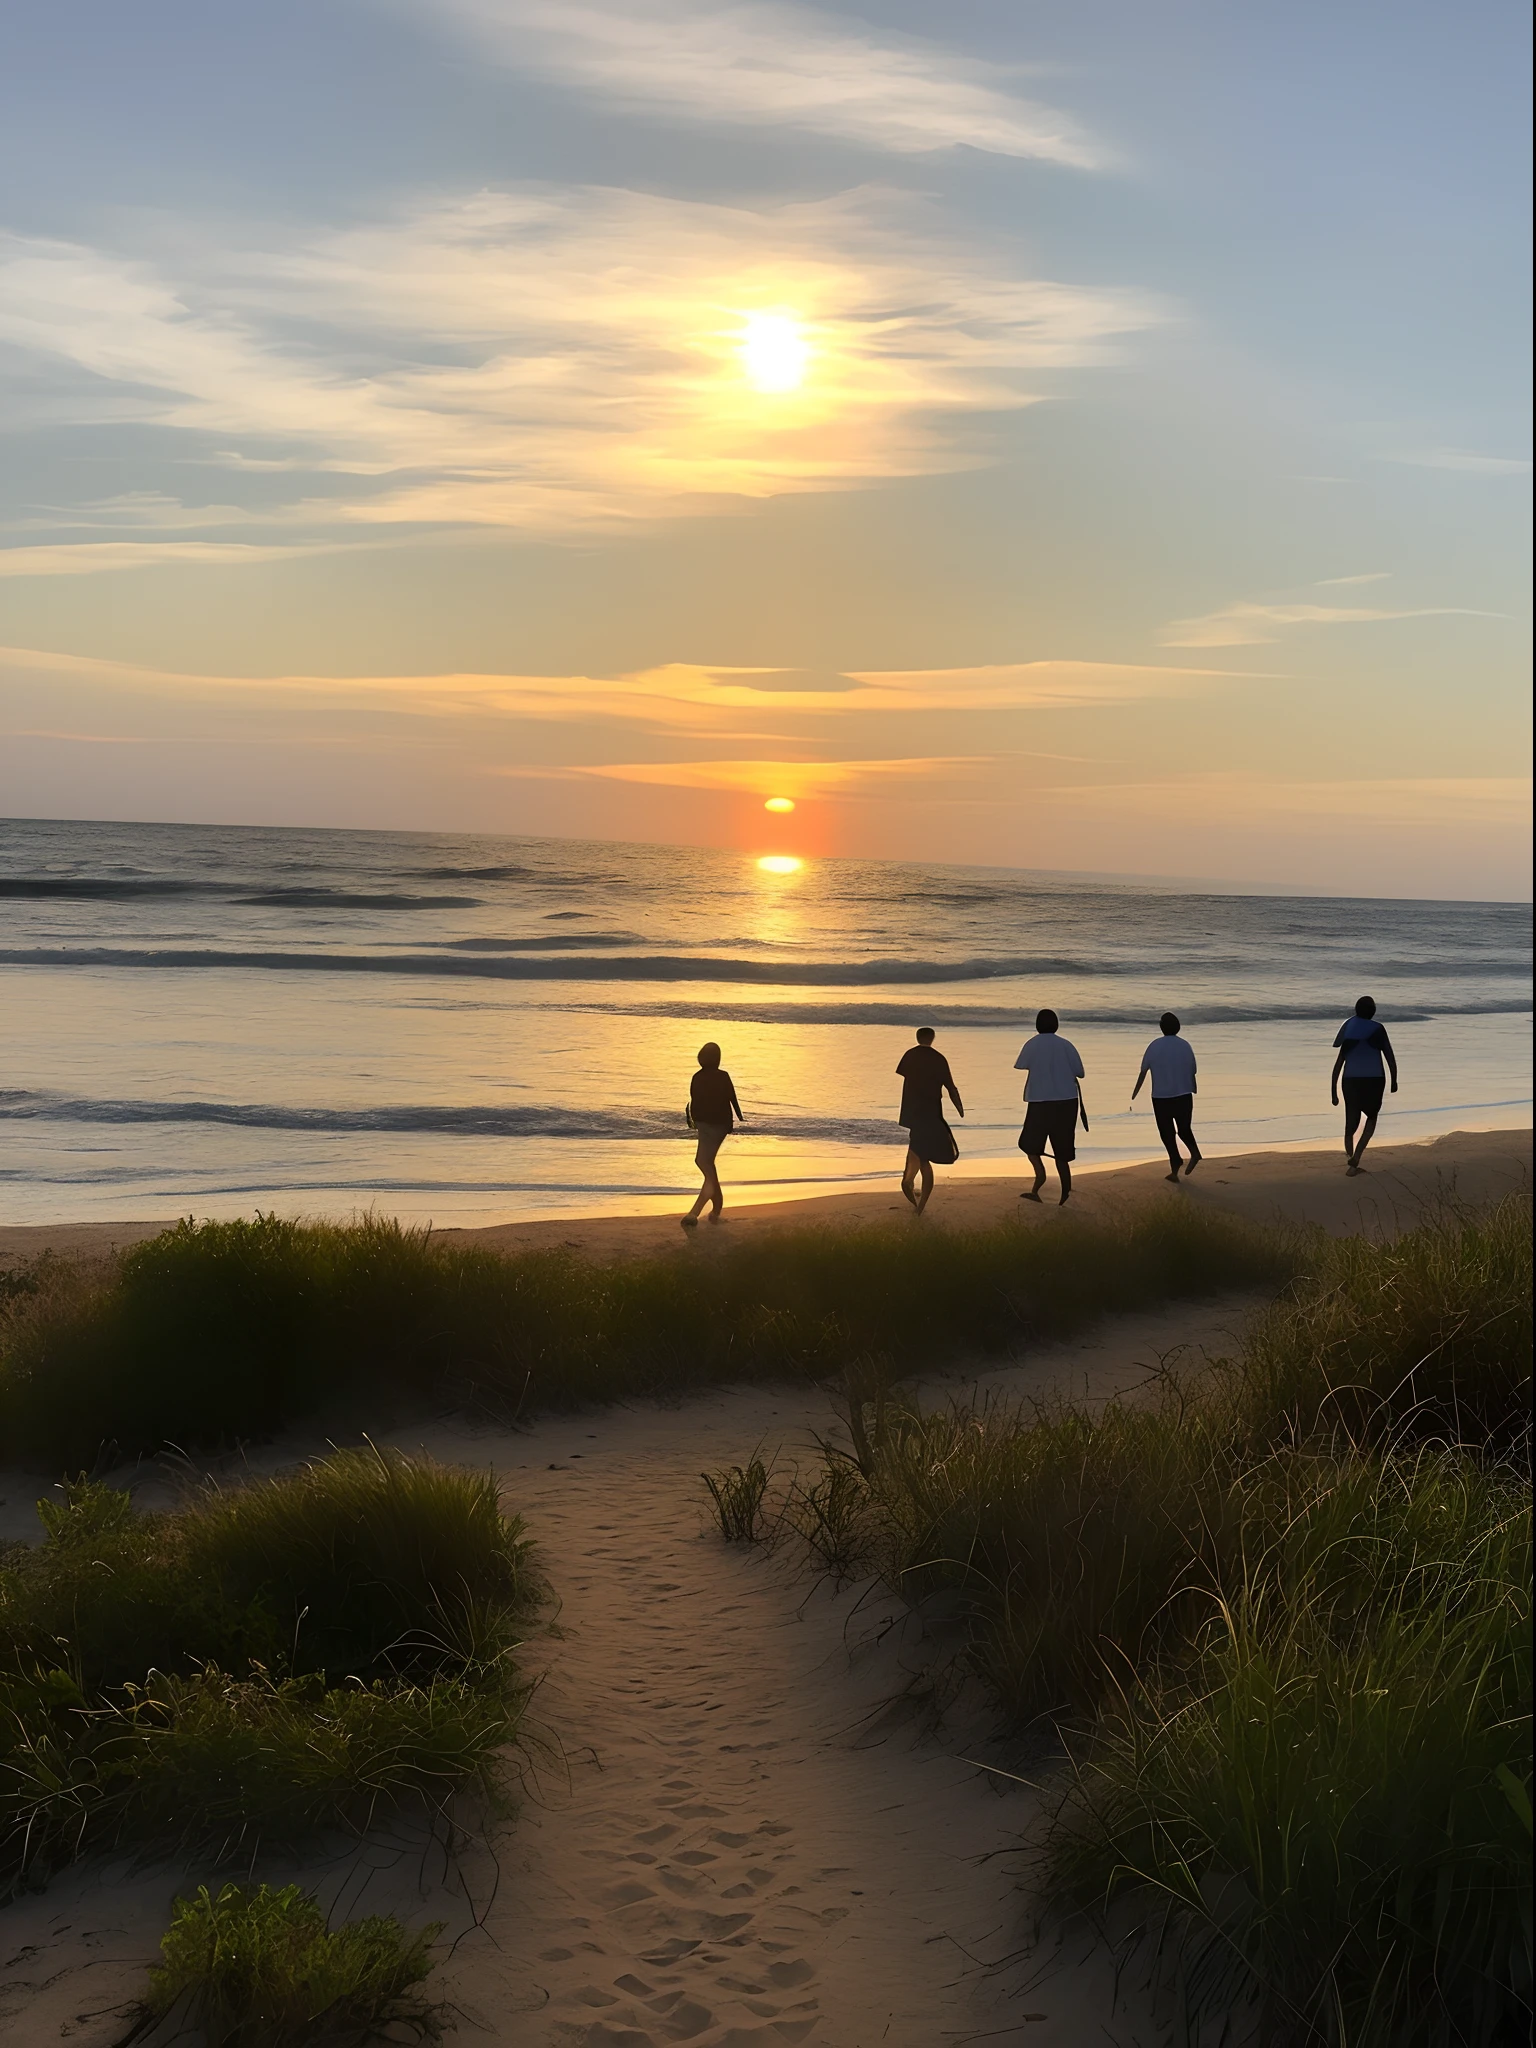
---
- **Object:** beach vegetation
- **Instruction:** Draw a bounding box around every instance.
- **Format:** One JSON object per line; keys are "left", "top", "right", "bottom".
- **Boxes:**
{"left": 0, "top": 1202, "right": 1294, "bottom": 1469}
{"left": 129, "top": 1881, "right": 446, "bottom": 2047}
{"left": 701, "top": 1453, "right": 771, "bottom": 1542}
{"left": 731, "top": 1197, "right": 1533, "bottom": 2045}
{"left": 0, "top": 1449, "right": 532, "bottom": 1895}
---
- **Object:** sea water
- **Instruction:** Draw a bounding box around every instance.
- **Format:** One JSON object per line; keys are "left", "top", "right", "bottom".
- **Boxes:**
{"left": 1, "top": 817, "right": 1529, "bottom": 1225}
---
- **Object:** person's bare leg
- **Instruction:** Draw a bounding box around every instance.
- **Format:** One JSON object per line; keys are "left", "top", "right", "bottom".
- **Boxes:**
{"left": 1057, "top": 1155, "right": 1073, "bottom": 1205}
{"left": 1020, "top": 1152, "right": 1047, "bottom": 1201}
{"left": 1349, "top": 1110, "right": 1380, "bottom": 1173}
{"left": 913, "top": 1160, "right": 935, "bottom": 1215}
{"left": 706, "top": 1166, "right": 724, "bottom": 1219}
{"left": 901, "top": 1146, "right": 921, "bottom": 1207}
{"left": 683, "top": 1171, "right": 710, "bottom": 1225}
{"left": 1343, "top": 1102, "right": 1363, "bottom": 1173}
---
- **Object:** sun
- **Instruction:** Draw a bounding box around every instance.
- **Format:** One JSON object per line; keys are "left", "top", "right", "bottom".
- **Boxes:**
{"left": 763, "top": 796, "right": 796, "bottom": 813}
{"left": 757, "top": 854, "right": 802, "bottom": 875}
{"left": 740, "top": 312, "right": 810, "bottom": 394}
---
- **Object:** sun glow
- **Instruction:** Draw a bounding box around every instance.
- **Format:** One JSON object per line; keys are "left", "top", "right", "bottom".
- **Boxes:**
{"left": 757, "top": 854, "right": 803, "bottom": 874}
{"left": 763, "top": 795, "right": 796, "bottom": 813}
{"left": 740, "top": 312, "right": 810, "bottom": 393}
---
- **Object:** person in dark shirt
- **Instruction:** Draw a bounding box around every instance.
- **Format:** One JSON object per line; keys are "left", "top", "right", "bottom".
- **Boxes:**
{"left": 683, "top": 1041, "right": 744, "bottom": 1227}
{"left": 895, "top": 1027, "right": 963, "bottom": 1214}
{"left": 1330, "top": 995, "right": 1399, "bottom": 1175}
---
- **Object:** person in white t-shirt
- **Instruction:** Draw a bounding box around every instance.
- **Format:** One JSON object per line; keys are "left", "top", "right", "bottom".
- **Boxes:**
{"left": 1013, "top": 1008, "right": 1086, "bottom": 1205}
{"left": 1131, "top": 1012, "right": 1202, "bottom": 1183}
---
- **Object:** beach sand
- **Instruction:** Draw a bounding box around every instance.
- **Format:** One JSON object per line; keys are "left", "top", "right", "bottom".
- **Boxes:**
{"left": 0, "top": 1126, "right": 1528, "bottom": 2044}
{"left": 1, "top": 1127, "right": 1527, "bottom": 1272}
{"left": 0, "top": 1292, "right": 1256, "bottom": 2048}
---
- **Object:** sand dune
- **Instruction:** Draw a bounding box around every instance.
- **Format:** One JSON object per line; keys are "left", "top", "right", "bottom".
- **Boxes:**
{"left": 0, "top": 1294, "right": 1257, "bottom": 2045}
{"left": 0, "top": 1128, "right": 1528, "bottom": 1272}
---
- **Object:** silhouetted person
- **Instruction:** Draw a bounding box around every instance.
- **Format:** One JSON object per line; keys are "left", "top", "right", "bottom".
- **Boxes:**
{"left": 683, "top": 1041, "right": 744, "bottom": 1227}
{"left": 1331, "top": 996, "right": 1398, "bottom": 1175}
{"left": 895, "top": 1026, "right": 963, "bottom": 1215}
{"left": 1132, "top": 1012, "right": 1202, "bottom": 1182}
{"left": 1014, "top": 1009, "right": 1085, "bottom": 1205}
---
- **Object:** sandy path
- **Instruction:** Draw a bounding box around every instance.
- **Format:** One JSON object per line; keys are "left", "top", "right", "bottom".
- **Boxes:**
{"left": 0, "top": 1296, "right": 1249, "bottom": 2045}
{"left": 1, "top": 1129, "right": 1526, "bottom": 1273}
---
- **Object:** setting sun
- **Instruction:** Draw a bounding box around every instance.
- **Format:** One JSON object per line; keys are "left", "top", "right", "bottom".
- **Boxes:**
{"left": 756, "top": 854, "right": 803, "bottom": 874}
{"left": 740, "top": 312, "right": 810, "bottom": 393}
{"left": 763, "top": 795, "right": 796, "bottom": 813}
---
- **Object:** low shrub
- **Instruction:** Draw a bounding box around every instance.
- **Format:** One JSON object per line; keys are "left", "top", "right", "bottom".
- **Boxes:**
{"left": 130, "top": 1881, "right": 445, "bottom": 2047}
{"left": 0, "top": 1451, "right": 531, "bottom": 1894}
{"left": 741, "top": 1197, "right": 1534, "bottom": 2044}
{"left": 0, "top": 1203, "right": 1296, "bottom": 1468}
{"left": 1226, "top": 1191, "right": 1532, "bottom": 1451}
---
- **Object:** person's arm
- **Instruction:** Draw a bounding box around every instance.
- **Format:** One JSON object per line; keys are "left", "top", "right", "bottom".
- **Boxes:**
{"left": 729, "top": 1083, "right": 744, "bottom": 1122}
{"left": 1131, "top": 1059, "right": 1149, "bottom": 1102}
{"left": 1190, "top": 1048, "right": 1197, "bottom": 1097}
{"left": 942, "top": 1058, "right": 963, "bottom": 1117}
{"left": 1378, "top": 1028, "right": 1398, "bottom": 1092}
{"left": 1330, "top": 1047, "right": 1346, "bottom": 1105}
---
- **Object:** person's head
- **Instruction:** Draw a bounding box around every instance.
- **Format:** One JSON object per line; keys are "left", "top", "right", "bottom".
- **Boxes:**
{"left": 697, "top": 1041, "right": 722, "bottom": 1068}
{"left": 915, "top": 1026, "right": 935, "bottom": 1046}
{"left": 1160, "top": 1012, "right": 1181, "bottom": 1036}
{"left": 1354, "top": 996, "right": 1377, "bottom": 1020}
{"left": 1035, "top": 1009, "right": 1059, "bottom": 1034}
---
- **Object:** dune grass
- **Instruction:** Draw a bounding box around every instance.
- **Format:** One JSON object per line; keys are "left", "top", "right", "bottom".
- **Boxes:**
{"left": 718, "top": 1197, "right": 1533, "bottom": 2045}
{"left": 130, "top": 1881, "right": 446, "bottom": 2047}
{"left": 0, "top": 1449, "right": 531, "bottom": 1895}
{"left": 0, "top": 1202, "right": 1294, "bottom": 1469}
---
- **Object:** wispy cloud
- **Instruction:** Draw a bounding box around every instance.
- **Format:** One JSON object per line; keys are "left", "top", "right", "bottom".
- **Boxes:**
{"left": 413, "top": 0, "right": 1102, "bottom": 164}
{"left": 1317, "top": 571, "right": 1391, "bottom": 587}
{"left": 0, "top": 645, "right": 1246, "bottom": 730}
{"left": 0, "top": 541, "right": 339, "bottom": 578}
{"left": 1161, "top": 599, "right": 1490, "bottom": 648}
{"left": 1388, "top": 448, "right": 1532, "bottom": 476}
{"left": 0, "top": 194, "right": 1156, "bottom": 542}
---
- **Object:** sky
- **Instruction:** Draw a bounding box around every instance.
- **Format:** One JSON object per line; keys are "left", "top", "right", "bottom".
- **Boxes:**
{"left": 0, "top": 0, "right": 1530, "bottom": 898}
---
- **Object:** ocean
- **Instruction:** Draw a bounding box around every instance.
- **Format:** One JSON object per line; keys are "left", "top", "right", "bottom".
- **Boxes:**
{"left": 1, "top": 817, "right": 1530, "bottom": 1226}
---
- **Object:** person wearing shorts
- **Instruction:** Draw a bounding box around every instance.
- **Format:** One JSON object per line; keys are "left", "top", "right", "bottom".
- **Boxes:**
{"left": 1331, "top": 996, "right": 1398, "bottom": 1175}
{"left": 1131, "top": 1012, "right": 1202, "bottom": 1182}
{"left": 895, "top": 1026, "right": 963, "bottom": 1214}
{"left": 683, "top": 1042, "right": 745, "bottom": 1226}
{"left": 1014, "top": 1009, "right": 1085, "bottom": 1205}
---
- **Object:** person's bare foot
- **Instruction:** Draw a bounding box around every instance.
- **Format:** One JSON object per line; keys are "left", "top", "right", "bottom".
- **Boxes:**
{"left": 901, "top": 1184, "right": 918, "bottom": 1209}
{"left": 1345, "top": 1161, "right": 1360, "bottom": 1176}
{"left": 1164, "top": 1169, "right": 1181, "bottom": 1183}
{"left": 680, "top": 1215, "right": 699, "bottom": 1228}
{"left": 1019, "top": 1188, "right": 1043, "bottom": 1203}
{"left": 1184, "top": 1151, "right": 1201, "bottom": 1175}
{"left": 1059, "top": 1186, "right": 1072, "bottom": 1205}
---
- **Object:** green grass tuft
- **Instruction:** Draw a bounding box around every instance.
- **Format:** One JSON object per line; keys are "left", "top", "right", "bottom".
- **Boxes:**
{"left": 0, "top": 1451, "right": 531, "bottom": 1894}
{"left": 745, "top": 1197, "right": 1534, "bottom": 2045}
{"left": 132, "top": 1881, "right": 445, "bottom": 2047}
{"left": 0, "top": 1203, "right": 1295, "bottom": 1468}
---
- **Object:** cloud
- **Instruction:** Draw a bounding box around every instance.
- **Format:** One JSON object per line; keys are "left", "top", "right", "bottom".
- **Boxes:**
{"left": 0, "top": 541, "right": 344, "bottom": 577}
{"left": 1036, "top": 774, "right": 1533, "bottom": 829}
{"left": 1389, "top": 448, "right": 1532, "bottom": 476}
{"left": 0, "top": 646, "right": 1247, "bottom": 739}
{"left": 0, "top": 195, "right": 1156, "bottom": 539}
{"left": 1316, "top": 571, "right": 1391, "bottom": 587}
{"left": 412, "top": 0, "right": 1102, "bottom": 165}
{"left": 842, "top": 660, "right": 1249, "bottom": 708}
{"left": 1161, "top": 599, "right": 1491, "bottom": 648}
{"left": 548, "top": 754, "right": 1003, "bottom": 798}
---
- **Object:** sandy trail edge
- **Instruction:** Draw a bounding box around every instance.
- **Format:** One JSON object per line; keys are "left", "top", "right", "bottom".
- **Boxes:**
{"left": 0, "top": 1128, "right": 1529, "bottom": 1270}
{"left": 0, "top": 1295, "right": 1255, "bottom": 2048}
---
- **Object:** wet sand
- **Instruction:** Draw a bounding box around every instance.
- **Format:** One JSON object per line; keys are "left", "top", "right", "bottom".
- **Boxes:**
{"left": 1, "top": 1127, "right": 1527, "bottom": 1272}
